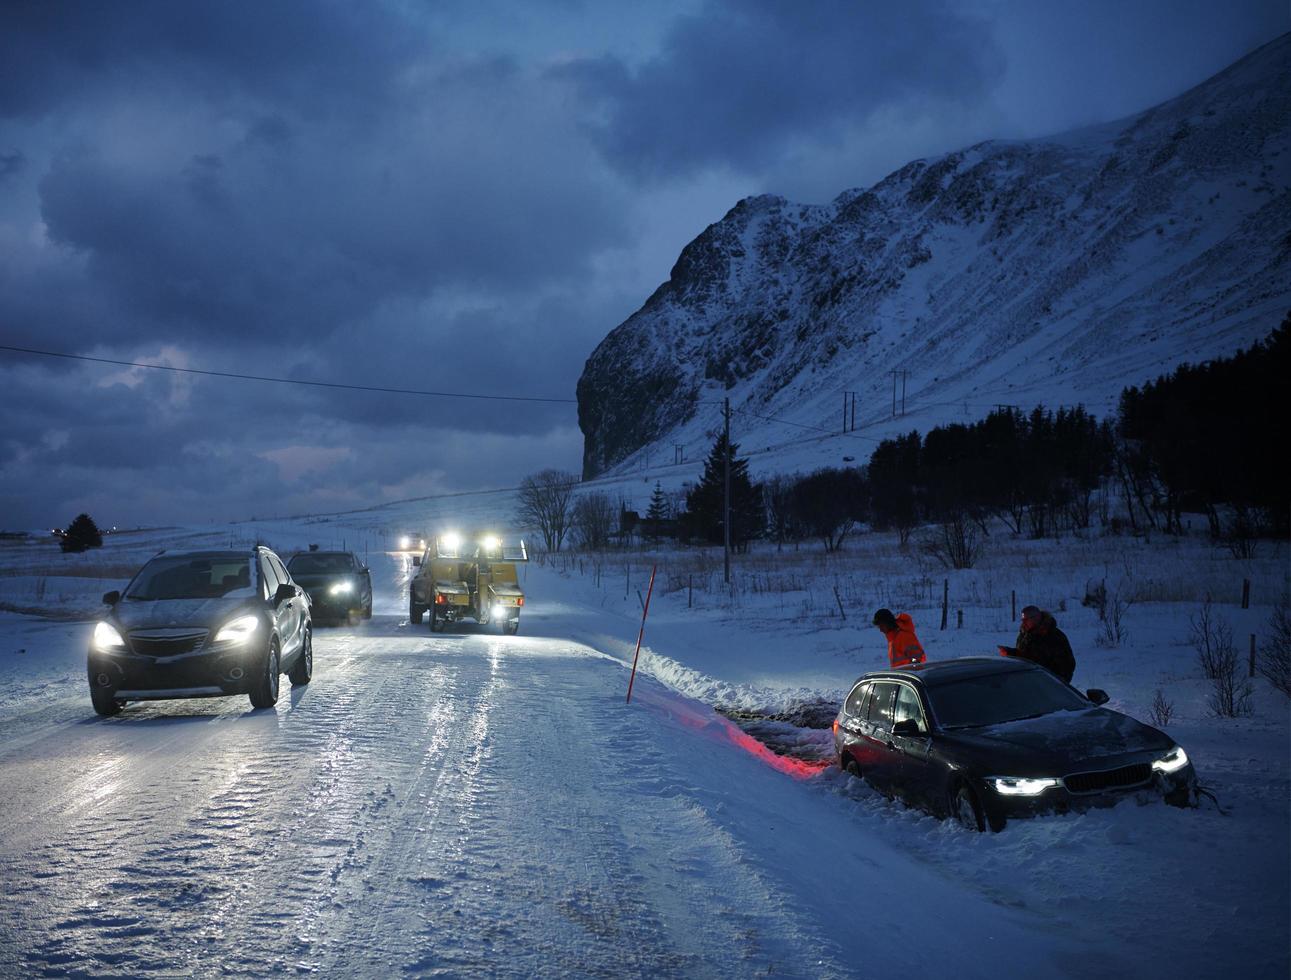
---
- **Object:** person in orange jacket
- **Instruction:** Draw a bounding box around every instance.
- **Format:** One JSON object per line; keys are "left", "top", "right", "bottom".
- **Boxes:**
{"left": 873, "top": 608, "right": 926, "bottom": 668}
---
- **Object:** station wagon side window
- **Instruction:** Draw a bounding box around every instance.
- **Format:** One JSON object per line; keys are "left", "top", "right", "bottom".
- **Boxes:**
{"left": 892, "top": 684, "right": 927, "bottom": 733}
{"left": 844, "top": 682, "right": 871, "bottom": 721}
{"left": 866, "top": 682, "right": 896, "bottom": 729}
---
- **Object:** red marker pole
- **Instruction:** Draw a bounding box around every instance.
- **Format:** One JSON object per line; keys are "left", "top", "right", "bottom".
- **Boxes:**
{"left": 626, "top": 564, "right": 657, "bottom": 704}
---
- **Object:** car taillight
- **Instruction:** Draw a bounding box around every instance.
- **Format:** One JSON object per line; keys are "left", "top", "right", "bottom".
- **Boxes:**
{"left": 516, "top": 597, "right": 524, "bottom": 606}
{"left": 434, "top": 594, "right": 446, "bottom": 604}
{"left": 832, "top": 718, "right": 839, "bottom": 734}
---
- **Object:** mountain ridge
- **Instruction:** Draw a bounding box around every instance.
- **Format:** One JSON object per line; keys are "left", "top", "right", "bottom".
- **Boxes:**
{"left": 577, "top": 33, "right": 1291, "bottom": 480}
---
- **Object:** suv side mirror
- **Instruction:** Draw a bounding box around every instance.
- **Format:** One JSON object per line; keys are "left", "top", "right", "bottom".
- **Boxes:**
{"left": 891, "top": 718, "right": 923, "bottom": 737}
{"left": 412, "top": 556, "right": 421, "bottom": 567}
{"left": 102, "top": 590, "right": 120, "bottom": 605}
{"left": 1086, "top": 688, "right": 1110, "bottom": 705}
{"left": 274, "top": 583, "right": 295, "bottom": 604}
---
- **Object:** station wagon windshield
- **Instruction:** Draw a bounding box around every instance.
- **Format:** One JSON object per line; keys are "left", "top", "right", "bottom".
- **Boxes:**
{"left": 125, "top": 557, "right": 255, "bottom": 600}
{"left": 929, "top": 671, "right": 1089, "bottom": 729}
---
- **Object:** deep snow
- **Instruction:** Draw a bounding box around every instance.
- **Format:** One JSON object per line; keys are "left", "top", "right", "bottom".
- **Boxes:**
{"left": 0, "top": 503, "right": 1287, "bottom": 978}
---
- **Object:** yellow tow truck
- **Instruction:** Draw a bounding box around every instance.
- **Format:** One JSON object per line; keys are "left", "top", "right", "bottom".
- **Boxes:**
{"left": 409, "top": 533, "right": 528, "bottom": 634}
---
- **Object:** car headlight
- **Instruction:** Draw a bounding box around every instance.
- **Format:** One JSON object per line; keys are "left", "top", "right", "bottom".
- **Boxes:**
{"left": 988, "top": 776, "right": 1061, "bottom": 796}
{"left": 1152, "top": 746, "right": 1189, "bottom": 774}
{"left": 494, "top": 603, "right": 509, "bottom": 620}
{"left": 93, "top": 622, "right": 125, "bottom": 651}
{"left": 214, "top": 615, "right": 260, "bottom": 644}
{"left": 329, "top": 580, "right": 354, "bottom": 595}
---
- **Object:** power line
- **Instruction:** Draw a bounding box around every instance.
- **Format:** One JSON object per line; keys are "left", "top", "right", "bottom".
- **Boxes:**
{"left": 0, "top": 344, "right": 578, "bottom": 404}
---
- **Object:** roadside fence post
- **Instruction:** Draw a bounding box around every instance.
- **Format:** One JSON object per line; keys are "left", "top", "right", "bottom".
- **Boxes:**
{"left": 956, "top": 609, "right": 963, "bottom": 629}
{"left": 1250, "top": 634, "right": 1257, "bottom": 678}
{"left": 940, "top": 579, "right": 949, "bottom": 630}
{"left": 626, "top": 565, "right": 658, "bottom": 704}
{"left": 1011, "top": 590, "right": 1016, "bottom": 622}
{"left": 1241, "top": 579, "right": 1251, "bottom": 609}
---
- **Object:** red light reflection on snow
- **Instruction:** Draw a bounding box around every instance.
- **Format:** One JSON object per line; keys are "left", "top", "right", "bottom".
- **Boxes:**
{"left": 633, "top": 686, "right": 828, "bottom": 780}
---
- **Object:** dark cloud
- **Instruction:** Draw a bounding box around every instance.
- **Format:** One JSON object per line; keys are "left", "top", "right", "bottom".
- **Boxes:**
{"left": 0, "top": 150, "right": 23, "bottom": 180}
{"left": 552, "top": 0, "right": 1004, "bottom": 182}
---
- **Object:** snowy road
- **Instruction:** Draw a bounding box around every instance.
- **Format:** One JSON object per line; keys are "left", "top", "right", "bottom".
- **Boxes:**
{"left": 0, "top": 606, "right": 1085, "bottom": 978}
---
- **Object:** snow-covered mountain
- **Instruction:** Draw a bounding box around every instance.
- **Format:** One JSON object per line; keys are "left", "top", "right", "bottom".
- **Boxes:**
{"left": 578, "top": 34, "right": 1291, "bottom": 480}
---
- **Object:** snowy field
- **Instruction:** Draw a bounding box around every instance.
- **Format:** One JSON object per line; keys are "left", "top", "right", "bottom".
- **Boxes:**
{"left": 0, "top": 496, "right": 1287, "bottom": 978}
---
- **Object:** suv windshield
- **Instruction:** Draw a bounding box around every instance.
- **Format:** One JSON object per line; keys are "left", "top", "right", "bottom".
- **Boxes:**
{"left": 288, "top": 554, "right": 353, "bottom": 575}
{"left": 928, "top": 670, "right": 1088, "bottom": 729}
{"left": 125, "top": 556, "right": 255, "bottom": 600}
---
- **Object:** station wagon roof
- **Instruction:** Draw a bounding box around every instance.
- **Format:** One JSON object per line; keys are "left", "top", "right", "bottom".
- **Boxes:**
{"left": 862, "top": 657, "right": 1038, "bottom": 688}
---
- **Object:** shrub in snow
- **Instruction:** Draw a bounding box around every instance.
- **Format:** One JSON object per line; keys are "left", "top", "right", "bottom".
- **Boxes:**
{"left": 60, "top": 513, "right": 102, "bottom": 553}
{"left": 1149, "top": 688, "right": 1175, "bottom": 727}
{"left": 920, "top": 513, "right": 981, "bottom": 570}
{"left": 572, "top": 491, "right": 616, "bottom": 551}
{"left": 1190, "top": 598, "right": 1253, "bottom": 717}
{"left": 1258, "top": 593, "right": 1291, "bottom": 699}
{"left": 1094, "top": 586, "right": 1131, "bottom": 647}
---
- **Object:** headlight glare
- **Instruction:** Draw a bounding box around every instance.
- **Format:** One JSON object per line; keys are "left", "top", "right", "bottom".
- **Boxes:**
{"left": 988, "top": 776, "right": 1060, "bottom": 796}
{"left": 214, "top": 614, "right": 260, "bottom": 644}
{"left": 328, "top": 580, "right": 354, "bottom": 595}
{"left": 93, "top": 622, "right": 125, "bottom": 651}
{"left": 1152, "top": 746, "right": 1189, "bottom": 774}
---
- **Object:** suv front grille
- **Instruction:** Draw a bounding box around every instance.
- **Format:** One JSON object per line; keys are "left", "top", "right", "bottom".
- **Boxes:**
{"left": 1063, "top": 763, "right": 1152, "bottom": 795}
{"left": 128, "top": 629, "right": 209, "bottom": 657}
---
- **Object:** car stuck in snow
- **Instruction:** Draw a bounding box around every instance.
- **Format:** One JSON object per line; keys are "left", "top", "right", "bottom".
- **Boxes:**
{"left": 833, "top": 657, "right": 1196, "bottom": 831}
{"left": 87, "top": 547, "right": 313, "bottom": 715}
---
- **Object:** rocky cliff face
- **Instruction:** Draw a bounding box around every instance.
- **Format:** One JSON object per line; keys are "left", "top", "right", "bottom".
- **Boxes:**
{"left": 578, "top": 34, "right": 1291, "bottom": 480}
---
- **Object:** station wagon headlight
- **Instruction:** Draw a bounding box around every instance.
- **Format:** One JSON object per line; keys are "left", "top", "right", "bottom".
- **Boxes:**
{"left": 329, "top": 580, "right": 354, "bottom": 595}
{"left": 93, "top": 622, "right": 125, "bottom": 651}
{"left": 1152, "top": 746, "right": 1189, "bottom": 774}
{"left": 214, "top": 615, "right": 260, "bottom": 644}
{"left": 988, "top": 776, "right": 1060, "bottom": 796}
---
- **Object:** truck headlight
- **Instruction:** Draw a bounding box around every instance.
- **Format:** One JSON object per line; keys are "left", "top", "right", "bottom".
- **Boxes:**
{"left": 494, "top": 603, "right": 509, "bottom": 620}
{"left": 1152, "top": 746, "right": 1189, "bottom": 774}
{"left": 329, "top": 580, "right": 354, "bottom": 595}
{"left": 93, "top": 622, "right": 125, "bottom": 651}
{"left": 988, "top": 776, "right": 1060, "bottom": 796}
{"left": 214, "top": 615, "right": 260, "bottom": 644}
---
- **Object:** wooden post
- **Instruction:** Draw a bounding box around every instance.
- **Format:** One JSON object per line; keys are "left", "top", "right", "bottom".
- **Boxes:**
{"left": 833, "top": 585, "right": 847, "bottom": 622}
{"left": 626, "top": 565, "right": 658, "bottom": 704}
{"left": 957, "top": 609, "right": 963, "bottom": 629}
{"left": 1011, "top": 590, "right": 1016, "bottom": 622}
{"left": 1250, "top": 634, "right": 1257, "bottom": 678}
{"left": 688, "top": 573, "right": 693, "bottom": 609}
{"left": 940, "top": 579, "right": 949, "bottom": 630}
{"left": 1241, "top": 579, "right": 1250, "bottom": 609}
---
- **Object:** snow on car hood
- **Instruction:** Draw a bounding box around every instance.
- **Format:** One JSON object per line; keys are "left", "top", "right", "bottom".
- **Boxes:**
{"left": 952, "top": 707, "right": 1172, "bottom": 761}
{"left": 112, "top": 596, "right": 256, "bottom": 631}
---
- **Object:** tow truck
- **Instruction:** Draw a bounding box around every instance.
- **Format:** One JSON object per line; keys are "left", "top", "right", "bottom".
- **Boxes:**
{"left": 409, "top": 532, "right": 528, "bottom": 634}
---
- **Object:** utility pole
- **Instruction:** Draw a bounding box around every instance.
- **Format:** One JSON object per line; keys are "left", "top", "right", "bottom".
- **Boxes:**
{"left": 723, "top": 397, "right": 731, "bottom": 585}
{"left": 673, "top": 444, "right": 684, "bottom": 465}
{"left": 842, "top": 390, "right": 857, "bottom": 432}
{"left": 891, "top": 370, "right": 908, "bottom": 418}
{"left": 901, "top": 370, "right": 907, "bottom": 416}
{"left": 891, "top": 371, "right": 898, "bottom": 419}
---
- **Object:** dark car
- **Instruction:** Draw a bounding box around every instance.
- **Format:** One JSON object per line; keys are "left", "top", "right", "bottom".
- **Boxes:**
{"left": 87, "top": 547, "right": 313, "bottom": 716}
{"left": 833, "top": 657, "right": 1195, "bottom": 832}
{"left": 287, "top": 550, "right": 372, "bottom": 623}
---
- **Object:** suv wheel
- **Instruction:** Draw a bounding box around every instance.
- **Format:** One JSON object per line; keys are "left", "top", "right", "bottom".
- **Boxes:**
{"left": 90, "top": 684, "right": 122, "bottom": 717}
{"left": 288, "top": 628, "right": 313, "bottom": 686}
{"left": 249, "top": 640, "right": 281, "bottom": 709}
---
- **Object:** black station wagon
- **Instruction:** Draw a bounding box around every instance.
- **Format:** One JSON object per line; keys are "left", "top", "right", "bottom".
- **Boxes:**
{"left": 87, "top": 547, "right": 313, "bottom": 715}
{"left": 833, "top": 657, "right": 1195, "bottom": 831}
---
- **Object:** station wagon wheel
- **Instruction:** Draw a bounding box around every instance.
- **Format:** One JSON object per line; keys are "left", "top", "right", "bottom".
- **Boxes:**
{"left": 843, "top": 757, "right": 862, "bottom": 779}
{"left": 950, "top": 781, "right": 985, "bottom": 832}
{"left": 249, "top": 640, "right": 280, "bottom": 709}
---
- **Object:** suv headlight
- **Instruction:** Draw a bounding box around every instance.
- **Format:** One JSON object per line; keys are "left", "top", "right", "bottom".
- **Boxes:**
{"left": 93, "top": 622, "right": 125, "bottom": 651}
{"left": 988, "top": 776, "right": 1060, "bottom": 796}
{"left": 1151, "top": 746, "right": 1189, "bottom": 774}
{"left": 329, "top": 580, "right": 354, "bottom": 595}
{"left": 214, "top": 615, "right": 260, "bottom": 644}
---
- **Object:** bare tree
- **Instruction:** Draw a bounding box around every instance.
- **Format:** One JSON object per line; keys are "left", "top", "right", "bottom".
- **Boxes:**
{"left": 572, "top": 491, "right": 617, "bottom": 552}
{"left": 920, "top": 513, "right": 982, "bottom": 570}
{"left": 516, "top": 469, "right": 577, "bottom": 552}
{"left": 1258, "top": 592, "right": 1291, "bottom": 699}
{"left": 1149, "top": 689, "right": 1175, "bottom": 727}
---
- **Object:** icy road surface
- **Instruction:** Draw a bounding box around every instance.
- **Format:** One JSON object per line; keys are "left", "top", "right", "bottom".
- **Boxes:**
{"left": 0, "top": 614, "right": 1089, "bottom": 978}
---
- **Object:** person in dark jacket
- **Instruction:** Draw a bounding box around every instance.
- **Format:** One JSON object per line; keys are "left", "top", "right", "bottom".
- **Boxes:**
{"left": 873, "top": 608, "right": 926, "bottom": 668}
{"left": 999, "top": 605, "right": 1076, "bottom": 683}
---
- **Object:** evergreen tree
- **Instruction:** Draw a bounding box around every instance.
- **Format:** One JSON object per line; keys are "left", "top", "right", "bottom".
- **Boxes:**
{"left": 61, "top": 513, "right": 103, "bottom": 553}
{"left": 644, "top": 482, "right": 669, "bottom": 542}
{"left": 685, "top": 433, "right": 762, "bottom": 550}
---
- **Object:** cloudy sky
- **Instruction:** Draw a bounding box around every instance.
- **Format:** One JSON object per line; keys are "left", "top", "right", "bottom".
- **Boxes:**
{"left": 0, "top": 0, "right": 1284, "bottom": 530}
